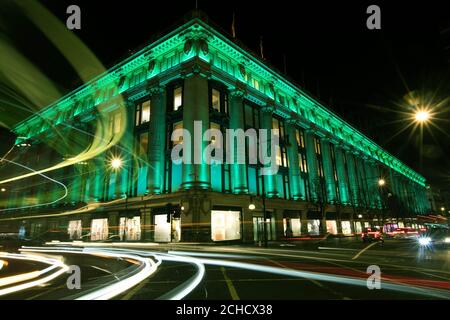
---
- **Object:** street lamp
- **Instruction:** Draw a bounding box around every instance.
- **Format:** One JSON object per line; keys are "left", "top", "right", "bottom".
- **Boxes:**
{"left": 378, "top": 178, "right": 386, "bottom": 187}
{"left": 249, "top": 203, "right": 256, "bottom": 210}
{"left": 110, "top": 158, "right": 122, "bottom": 170}
{"left": 414, "top": 110, "right": 430, "bottom": 123}
{"left": 0, "top": 188, "right": 5, "bottom": 192}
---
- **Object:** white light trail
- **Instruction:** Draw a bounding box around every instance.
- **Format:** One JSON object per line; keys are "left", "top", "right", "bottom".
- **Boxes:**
{"left": 0, "top": 158, "right": 68, "bottom": 212}
{"left": 0, "top": 252, "right": 69, "bottom": 296}
{"left": 19, "top": 247, "right": 159, "bottom": 300}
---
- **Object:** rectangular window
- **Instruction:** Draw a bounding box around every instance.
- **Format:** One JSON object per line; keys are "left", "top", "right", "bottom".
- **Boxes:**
{"left": 212, "top": 88, "right": 220, "bottom": 112}
{"left": 326, "top": 220, "right": 338, "bottom": 235}
{"left": 172, "top": 122, "right": 183, "bottom": 146}
{"left": 211, "top": 210, "right": 241, "bottom": 241}
{"left": 119, "top": 216, "right": 141, "bottom": 241}
{"left": 68, "top": 220, "right": 82, "bottom": 240}
{"left": 173, "top": 86, "right": 182, "bottom": 111}
{"left": 307, "top": 219, "right": 320, "bottom": 235}
{"left": 91, "top": 218, "right": 109, "bottom": 241}
{"left": 138, "top": 132, "right": 149, "bottom": 157}
{"left": 341, "top": 221, "right": 352, "bottom": 235}
{"left": 141, "top": 100, "right": 150, "bottom": 124}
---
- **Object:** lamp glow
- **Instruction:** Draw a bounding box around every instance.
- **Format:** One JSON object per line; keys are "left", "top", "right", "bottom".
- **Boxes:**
{"left": 110, "top": 158, "right": 122, "bottom": 169}
{"left": 378, "top": 179, "right": 386, "bottom": 187}
{"left": 249, "top": 204, "right": 256, "bottom": 210}
{"left": 415, "top": 110, "right": 430, "bottom": 123}
{"left": 418, "top": 237, "right": 431, "bottom": 246}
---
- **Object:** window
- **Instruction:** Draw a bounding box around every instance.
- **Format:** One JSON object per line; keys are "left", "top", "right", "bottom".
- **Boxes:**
{"left": 68, "top": 220, "right": 82, "bottom": 240}
{"left": 135, "top": 100, "right": 150, "bottom": 126}
{"left": 314, "top": 137, "right": 324, "bottom": 178}
{"left": 173, "top": 86, "right": 182, "bottom": 111}
{"left": 91, "top": 218, "right": 109, "bottom": 241}
{"left": 210, "top": 87, "right": 228, "bottom": 113}
{"left": 341, "top": 221, "right": 352, "bottom": 235}
{"left": 137, "top": 132, "right": 148, "bottom": 157}
{"left": 211, "top": 210, "right": 241, "bottom": 241}
{"left": 272, "top": 117, "right": 285, "bottom": 140}
{"left": 326, "top": 220, "right": 338, "bottom": 235}
{"left": 172, "top": 122, "right": 183, "bottom": 146}
{"left": 212, "top": 89, "right": 220, "bottom": 112}
{"left": 119, "top": 216, "right": 141, "bottom": 241}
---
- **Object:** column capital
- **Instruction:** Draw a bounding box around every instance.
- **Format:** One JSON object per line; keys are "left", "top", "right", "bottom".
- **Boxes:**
{"left": 260, "top": 103, "right": 275, "bottom": 114}
{"left": 148, "top": 84, "right": 165, "bottom": 96}
{"left": 229, "top": 87, "right": 246, "bottom": 98}
{"left": 285, "top": 116, "right": 299, "bottom": 125}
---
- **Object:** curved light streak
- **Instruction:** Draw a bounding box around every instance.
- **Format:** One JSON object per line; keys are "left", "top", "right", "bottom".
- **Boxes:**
{"left": 0, "top": 0, "right": 126, "bottom": 186}
{"left": 0, "top": 158, "right": 68, "bottom": 212}
{"left": 167, "top": 251, "right": 450, "bottom": 299}
{"left": 19, "top": 247, "right": 159, "bottom": 300}
{"left": 0, "top": 252, "right": 69, "bottom": 297}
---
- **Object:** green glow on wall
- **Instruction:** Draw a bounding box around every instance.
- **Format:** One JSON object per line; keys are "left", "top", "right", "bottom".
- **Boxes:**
{"left": 12, "top": 17, "right": 425, "bottom": 188}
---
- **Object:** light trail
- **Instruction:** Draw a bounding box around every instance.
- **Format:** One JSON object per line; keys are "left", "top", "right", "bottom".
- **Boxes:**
{"left": 166, "top": 250, "right": 450, "bottom": 299}
{"left": 0, "top": 252, "right": 69, "bottom": 296}
{"left": 19, "top": 247, "right": 159, "bottom": 300}
{"left": 0, "top": 158, "right": 68, "bottom": 212}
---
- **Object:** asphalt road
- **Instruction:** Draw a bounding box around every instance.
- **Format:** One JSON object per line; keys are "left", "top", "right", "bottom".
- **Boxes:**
{"left": 1, "top": 237, "right": 449, "bottom": 300}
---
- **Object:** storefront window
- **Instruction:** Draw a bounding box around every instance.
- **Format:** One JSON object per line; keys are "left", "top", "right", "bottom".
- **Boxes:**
{"left": 91, "top": 218, "right": 109, "bottom": 241}
{"left": 119, "top": 216, "right": 141, "bottom": 241}
{"left": 154, "top": 214, "right": 171, "bottom": 242}
{"left": 283, "top": 218, "right": 301, "bottom": 237}
{"left": 68, "top": 220, "right": 82, "bottom": 240}
{"left": 326, "top": 220, "right": 338, "bottom": 235}
{"left": 307, "top": 219, "right": 320, "bottom": 235}
{"left": 354, "top": 221, "right": 362, "bottom": 233}
{"left": 211, "top": 210, "right": 241, "bottom": 241}
{"left": 341, "top": 221, "right": 352, "bottom": 235}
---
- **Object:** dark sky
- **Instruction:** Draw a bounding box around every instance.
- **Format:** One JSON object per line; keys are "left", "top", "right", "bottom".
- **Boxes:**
{"left": 1, "top": 0, "right": 449, "bottom": 191}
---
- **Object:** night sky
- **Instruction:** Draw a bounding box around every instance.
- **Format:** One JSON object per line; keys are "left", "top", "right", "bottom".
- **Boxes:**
{"left": 1, "top": 0, "right": 449, "bottom": 193}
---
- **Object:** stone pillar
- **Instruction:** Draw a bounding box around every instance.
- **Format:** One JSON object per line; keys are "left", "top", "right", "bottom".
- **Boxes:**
{"left": 345, "top": 151, "right": 359, "bottom": 207}
{"left": 81, "top": 214, "right": 91, "bottom": 240}
{"left": 356, "top": 156, "right": 370, "bottom": 208}
{"left": 141, "top": 208, "right": 152, "bottom": 241}
{"left": 181, "top": 74, "right": 210, "bottom": 190}
{"left": 148, "top": 85, "right": 167, "bottom": 194}
{"left": 274, "top": 209, "right": 284, "bottom": 240}
{"left": 285, "top": 120, "right": 302, "bottom": 200}
{"left": 228, "top": 88, "right": 248, "bottom": 194}
{"left": 305, "top": 129, "right": 319, "bottom": 201}
{"left": 260, "top": 105, "right": 278, "bottom": 197}
{"left": 300, "top": 211, "right": 308, "bottom": 235}
{"left": 320, "top": 138, "right": 337, "bottom": 204}
{"left": 334, "top": 146, "right": 350, "bottom": 205}
{"left": 92, "top": 152, "right": 106, "bottom": 201}
{"left": 108, "top": 212, "right": 120, "bottom": 239}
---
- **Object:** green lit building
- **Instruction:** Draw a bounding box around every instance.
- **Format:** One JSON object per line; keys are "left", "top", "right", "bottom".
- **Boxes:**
{"left": 0, "top": 13, "right": 431, "bottom": 242}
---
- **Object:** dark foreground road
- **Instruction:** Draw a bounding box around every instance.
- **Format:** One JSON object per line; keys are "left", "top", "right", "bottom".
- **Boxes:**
{"left": 1, "top": 238, "right": 449, "bottom": 300}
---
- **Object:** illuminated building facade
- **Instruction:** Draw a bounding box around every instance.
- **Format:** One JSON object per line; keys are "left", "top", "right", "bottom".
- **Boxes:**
{"left": 0, "top": 13, "right": 431, "bottom": 242}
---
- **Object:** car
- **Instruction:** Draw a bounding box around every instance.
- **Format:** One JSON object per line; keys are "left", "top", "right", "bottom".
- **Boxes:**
{"left": 418, "top": 228, "right": 450, "bottom": 248}
{"left": 361, "top": 228, "right": 384, "bottom": 243}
